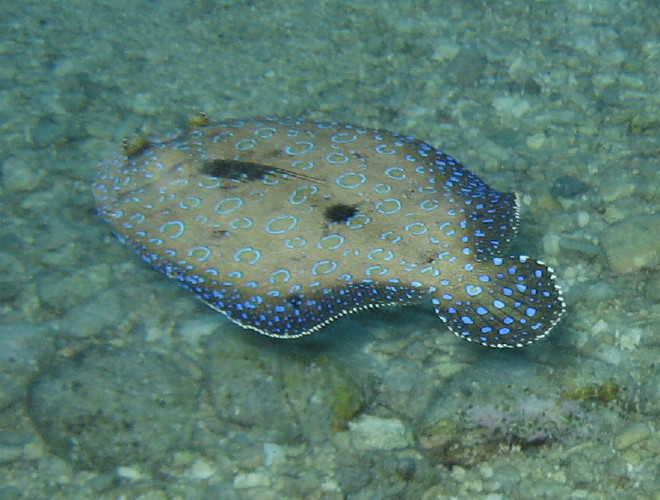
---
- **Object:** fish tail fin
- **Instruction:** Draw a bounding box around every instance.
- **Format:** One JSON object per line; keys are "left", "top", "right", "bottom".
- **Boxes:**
{"left": 430, "top": 256, "right": 566, "bottom": 348}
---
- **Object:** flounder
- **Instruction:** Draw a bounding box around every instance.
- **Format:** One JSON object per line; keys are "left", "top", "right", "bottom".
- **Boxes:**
{"left": 93, "top": 116, "right": 565, "bottom": 348}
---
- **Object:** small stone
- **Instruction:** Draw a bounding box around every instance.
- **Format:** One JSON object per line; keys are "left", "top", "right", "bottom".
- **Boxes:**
{"left": 185, "top": 458, "right": 216, "bottom": 479}
{"left": 491, "top": 96, "right": 530, "bottom": 119}
{"left": 348, "top": 415, "right": 413, "bottom": 450}
{"left": 613, "top": 423, "right": 650, "bottom": 451}
{"left": 31, "top": 118, "right": 67, "bottom": 147}
{"left": 601, "top": 214, "right": 660, "bottom": 273}
{"left": 2, "top": 156, "right": 45, "bottom": 192}
{"left": 233, "top": 472, "right": 271, "bottom": 489}
{"left": 526, "top": 132, "right": 546, "bottom": 150}
{"left": 551, "top": 176, "right": 589, "bottom": 199}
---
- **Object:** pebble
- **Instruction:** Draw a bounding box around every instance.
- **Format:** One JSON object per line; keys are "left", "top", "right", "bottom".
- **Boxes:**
{"left": 348, "top": 415, "right": 413, "bottom": 450}
{"left": 2, "top": 156, "right": 45, "bottom": 192}
{"left": 601, "top": 214, "right": 659, "bottom": 273}
{"left": 0, "top": 322, "right": 55, "bottom": 410}
{"left": 613, "top": 423, "right": 650, "bottom": 451}
{"left": 491, "top": 96, "right": 530, "bottom": 118}
{"left": 233, "top": 472, "right": 271, "bottom": 489}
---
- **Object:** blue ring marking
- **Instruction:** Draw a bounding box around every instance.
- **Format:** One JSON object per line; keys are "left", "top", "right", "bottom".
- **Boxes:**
{"left": 270, "top": 268, "right": 292, "bottom": 284}
{"left": 419, "top": 199, "right": 439, "bottom": 211}
{"left": 335, "top": 171, "right": 367, "bottom": 188}
{"left": 284, "top": 236, "right": 307, "bottom": 248}
{"left": 317, "top": 234, "right": 345, "bottom": 250}
{"left": 188, "top": 245, "right": 212, "bottom": 262}
{"left": 366, "top": 248, "right": 395, "bottom": 261}
{"left": 376, "top": 144, "right": 396, "bottom": 155}
{"left": 198, "top": 177, "right": 222, "bottom": 189}
{"left": 463, "top": 263, "right": 474, "bottom": 271}
{"left": 266, "top": 215, "right": 298, "bottom": 234}
{"left": 159, "top": 220, "right": 185, "bottom": 239}
{"left": 179, "top": 196, "right": 202, "bottom": 210}
{"left": 289, "top": 185, "right": 318, "bottom": 205}
{"left": 262, "top": 176, "right": 281, "bottom": 186}
{"left": 130, "top": 213, "right": 146, "bottom": 223}
{"left": 346, "top": 213, "right": 371, "bottom": 229}
{"left": 375, "top": 198, "right": 402, "bottom": 214}
{"left": 311, "top": 260, "right": 338, "bottom": 275}
{"left": 229, "top": 216, "right": 253, "bottom": 230}
{"left": 235, "top": 139, "right": 256, "bottom": 151}
{"left": 291, "top": 160, "right": 315, "bottom": 171}
{"left": 465, "top": 285, "right": 483, "bottom": 296}
{"left": 284, "top": 141, "right": 314, "bottom": 155}
{"left": 205, "top": 268, "right": 219, "bottom": 276}
{"left": 158, "top": 192, "right": 177, "bottom": 203}
{"left": 493, "top": 300, "right": 505, "bottom": 309}
{"left": 233, "top": 247, "right": 261, "bottom": 265}
{"left": 404, "top": 222, "right": 428, "bottom": 235}
{"left": 421, "top": 266, "right": 440, "bottom": 277}
{"left": 148, "top": 238, "right": 164, "bottom": 246}
{"left": 365, "top": 265, "right": 388, "bottom": 276}
{"left": 212, "top": 131, "right": 234, "bottom": 143}
{"left": 331, "top": 132, "right": 357, "bottom": 143}
{"left": 374, "top": 183, "right": 392, "bottom": 193}
{"left": 214, "top": 197, "right": 243, "bottom": 214}
{"left": 247, "top": 190, "right": 265, "bottom": 203}
{"left": 384, "top": 166, "right": 406, "bottom": 179}
{"left": 254, "top": 127, "right": 277, "bottom": 138}
{"left": 325, "top": 151, "right": 351, "bottom": 165}
{"left": 380, "top": 231, "right": 403, "bottom": 244}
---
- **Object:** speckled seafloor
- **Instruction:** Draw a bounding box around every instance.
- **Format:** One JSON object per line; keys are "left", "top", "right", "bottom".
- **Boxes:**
{"left": 0, "top": 1, "right": 658, "bottom": 499}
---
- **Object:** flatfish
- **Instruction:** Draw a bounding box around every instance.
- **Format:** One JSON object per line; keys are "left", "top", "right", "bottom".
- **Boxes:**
{"left": 93, "top": 116, "right": 565, "bottom": 348}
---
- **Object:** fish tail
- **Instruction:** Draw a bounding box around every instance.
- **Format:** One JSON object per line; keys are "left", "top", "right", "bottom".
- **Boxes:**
{"left": 430, "top": 256, "right": 566, "bottom": 348}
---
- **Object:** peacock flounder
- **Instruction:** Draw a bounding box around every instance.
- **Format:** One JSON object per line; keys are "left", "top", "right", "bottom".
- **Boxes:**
{"left": 93, "top": 116, "right": 565, "bottom": 348}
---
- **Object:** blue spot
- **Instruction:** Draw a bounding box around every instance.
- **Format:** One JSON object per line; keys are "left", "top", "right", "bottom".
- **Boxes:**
{"left": 502, "top": 287, "right": 513, "bottom": 296}
{"left": 503, "top": 316, "right": 514, "bottom": 325}
{"left": 493, "top": 300, "right": 505, "bottom": 309}
{"left": 498, "top": 327, "right": 511, "bottom": 335}
{"left": 525, "top": 307, "right": 537, "bottom": 317}
{"left": 476, "top": 306, "right": 488, "bottom": 315}
{"left": 461, "top": 316, "right": 474, "bottom": 325}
